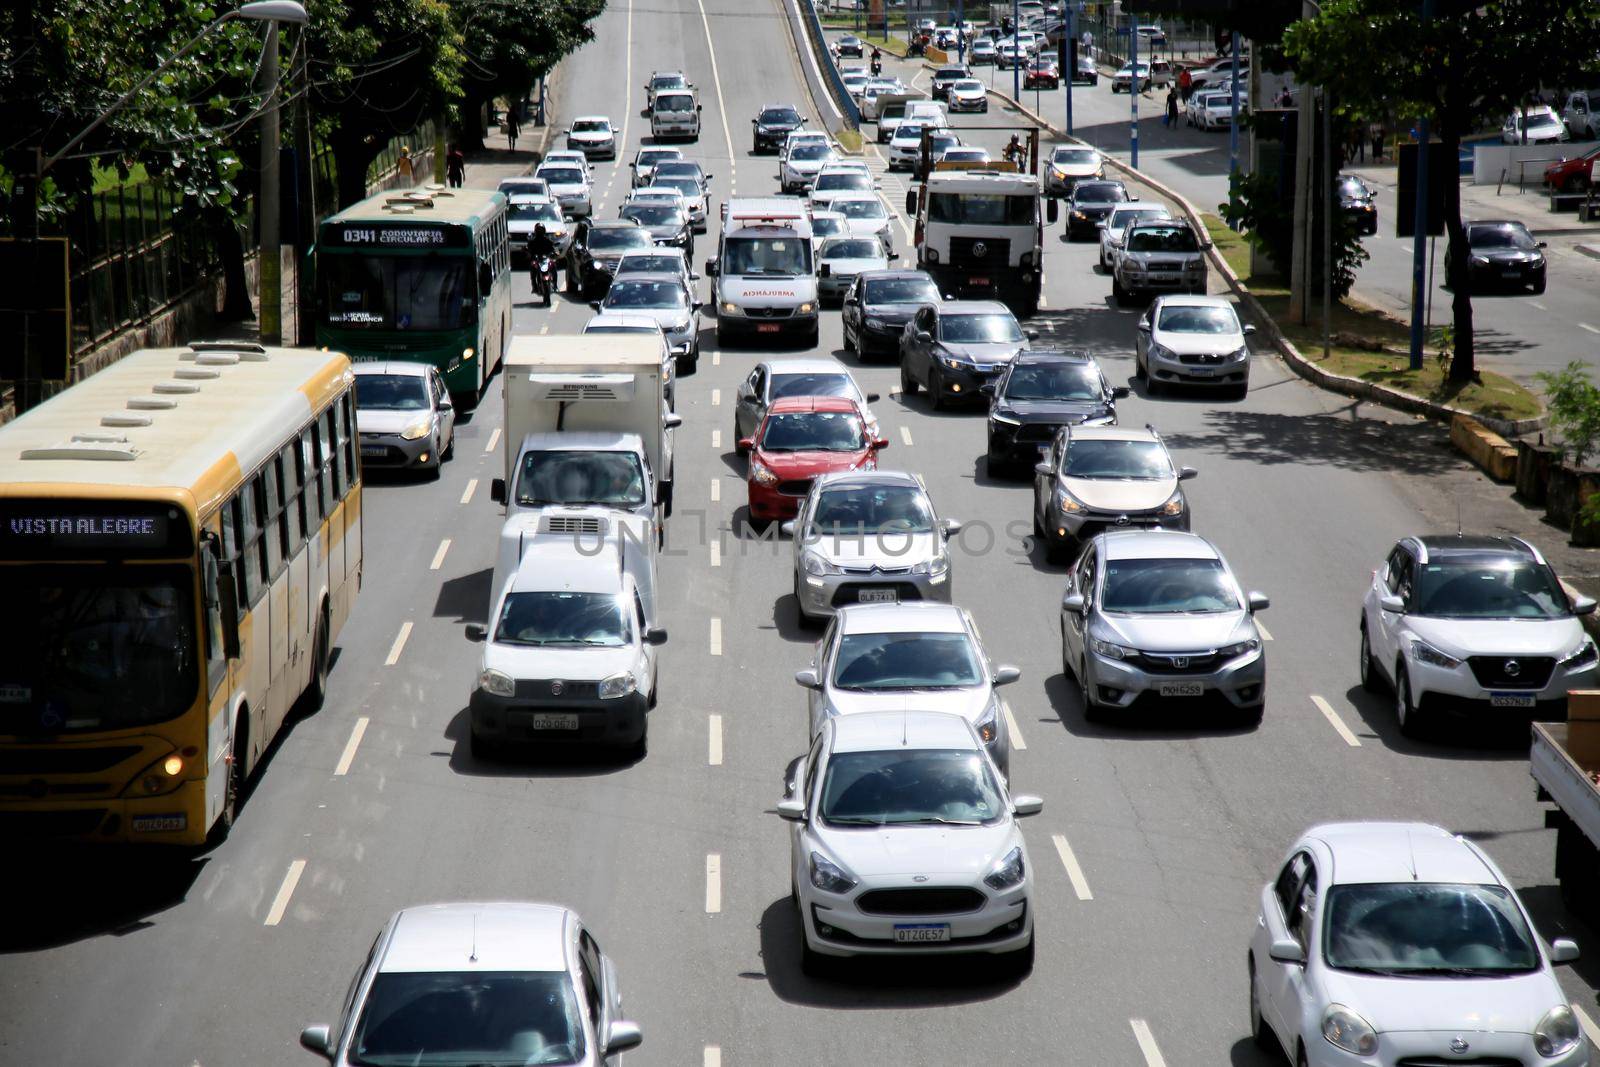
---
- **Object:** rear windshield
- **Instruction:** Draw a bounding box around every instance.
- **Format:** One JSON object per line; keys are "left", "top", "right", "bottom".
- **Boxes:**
{"left": 587, "top": 227, "right": 654, "bottom": 252}
{"left": 539, "top": 168, "right": 583, "bottom": 185}
{"left": 822, "top": 238, "right": 882, "bottom": 260}
{"left": 864, "top": 277, "right": 941, "bottom": 305}
{"left": 1126, "top": 226, "right": 1200, "bottom": 253}
{"left": 1073, "top": 183, "right": 1127, "bottom": 204}
{"left": 760, "top": 108, "right": 801, "bottom": 125}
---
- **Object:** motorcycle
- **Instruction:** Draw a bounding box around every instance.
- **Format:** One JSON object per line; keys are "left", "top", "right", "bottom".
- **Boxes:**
{"left": 532, "top": 256, "right": 557, "bottom": 307}
{"left": 870, "top": 56, "right": 883, "bottom": 77}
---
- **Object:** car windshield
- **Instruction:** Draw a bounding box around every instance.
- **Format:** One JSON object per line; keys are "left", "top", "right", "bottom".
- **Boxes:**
{"left": 637, "top": 149, "right": 679, "bottom": 166}
{"left": 927, "top": 193, "right": 1037, "bottom": 225}
{"left": 953, "top": 80, "right": 984, "bottom": 92}
{"left": 0, "top": 566, "right": 197, "bottom": 733}
{"left": 893, "top": 125, "right": 926, "bottom": 144}
{"left": 622, "top": 205, "right": 682, "bottom": 227}
{"left": 356, "top": 374, "right": 429, "bottom": 411}
{"left": 820, "top": 749, "right": 1005, "bottom": 827}
{"left": 1470, "top": 225, "right": 1537, "bottom": 251}
{"left": 571, "top": 119, "right": 609, "bottom": 133}
{"left": 940, "top": 313, "right": 1022, "bottom": 343}
{"left": 810, "top": 485, "right": 934, "bottom": 534}
{"left": 539, "top": 168, "right": 584, "bottom": 186}
{"left": 770, "top": 371, "right": 857, "bottom": 401}
{"left": 499, "top": 180, "right": 547, "bottom": 198}
{"left": 1006, "top": 362, "right": 1101, "bottom": 401}
{"left": 833, "top": 632, "right": 984, "bottom": 690}
{"left": 1337, "top": 177, "right": 1369, "bottom": 198}
{"left": 1323, "top": 883, "right": 1540, "bottom": 976}
{"left": 321, "top": 255, "right": 472, "bottom": 331}
{"left": 616, "top": 255, "right": 682, "bottom": 276}
{"left": 509, "top": 201, "right": 562, "bottom": 223}
{"left": 865, "top": 277, "right": 941, "bottom": 305}
{"left": 1157, "top": 305, "right": 1240, "bottom": 333}
{"left": 792, "top": 144, "right": 834, "bottom": 162}
{"left": 1101, "top": 558, "right": 1240, "bottom": 614}
{"left": 723, "top": 236, "right": 810, "bottom": 275}
{"left": 1525, "top": 112, "right": 1561, "bottom": 130}
{"left": 1064, "top": 439, "right": 1170, "bottom": 479}
{"left": 587, "top": 227, "right": 654, "bottom": 253}
{"left": 347, "top": 970, "right": 586, "bottom": 1067}
{"left": 1411, "top": 559, "right": 1570, "bottom": 618}
{"left": 758, "top": 411, "right": 865, "bottom": 452}
{"left": 515, "top": 450, "right": 647, "bottom": 508}
{"left": 656, "top": 95, "right": 694, "bottom": 112}
{"left": 816, "top": 172, "right": 872, "bottom": 192}
{"left": 760, "top": 108, "right": 801, "bottom": 125}
{"left": 835, "top": 199, "right": 886, "bottom": 221}
{"left": 1053, "top": 148, "right": 1099, "bottom": 166}
{"left": 822, "top": 238, "right": 881, "bottom": 260}
{"left": 1127, "top": 225, "right": 1200, "bottom": 253}
{"left": 1107, "top": 207, "right": 1170, "bottom": 232}
{"left": 494, "top": 591, "right": 630, "bottom": 648}
{"left": 1074, "top": 183, "right": 1127, "bottom": 204}
{"left": 605, "top": 280, "right": 687, "bottom": 309}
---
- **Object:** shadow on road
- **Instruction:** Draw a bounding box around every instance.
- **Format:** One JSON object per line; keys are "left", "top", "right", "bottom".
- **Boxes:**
{"left": 434, "top": 567, "right": 493, "bottom": 624}
{"left": 0, "top": 851, "right": 209, "bottom": 952}
{"left": 1159, "top": 404, "right": 1465, "bottom": 475}
{"left": 1341, "top": 683, "right": 1541, "bottom": 761}
{"left": 441, "top": 707, "right": 642, "bottom": 778}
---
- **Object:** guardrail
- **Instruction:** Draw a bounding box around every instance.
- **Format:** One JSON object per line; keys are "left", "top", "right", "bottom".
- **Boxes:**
{"left": 795, "top": 0, "right": 861, "bottom": 128}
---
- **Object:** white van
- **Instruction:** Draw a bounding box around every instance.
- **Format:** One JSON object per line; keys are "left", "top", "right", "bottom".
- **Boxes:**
{"left": 651, "top": 89, "right": 701, "bottom": 142}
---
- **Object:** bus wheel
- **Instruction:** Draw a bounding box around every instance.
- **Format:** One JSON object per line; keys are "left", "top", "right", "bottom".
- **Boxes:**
{"left": 212, "top": 717, "right": 250, "bottom": 843}
{"left": 306, "top": 609, "right": 331, "bottom": 713}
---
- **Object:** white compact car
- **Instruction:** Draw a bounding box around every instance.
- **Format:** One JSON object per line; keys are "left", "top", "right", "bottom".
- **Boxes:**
{"left": 1134, "top": 294, "right": 1254, "bottom": 397}
{"left": 947, "top": 79, "right": 989, "bottom": 113}
{"left": 777, "top": 710, "right": 1042, "bottom": 976}
{"left": 827, "top": 191, "right": 894, "bottom": 250}
{"left": 535, "top": 163, "right": 593, "bottom": 218}
{"left": 566, "top": 115, "right": 618, "bottom": 158}
{"left": 1359, "top": 534, "right": 1599, "bottom": 736}
{"left": 1249, "top": 821, "right": 1585, "bottom": 1067}
{"left": 1503, "top": 105, "right": 1571, "bottom": 146}
{"left": 779, "top": 142, "right": 839, "bottom": 193}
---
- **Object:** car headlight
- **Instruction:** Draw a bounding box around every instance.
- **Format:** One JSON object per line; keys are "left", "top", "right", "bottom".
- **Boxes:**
{"left": 983, "top": 845, "right": 1026, "bottom": 891}
{"left": 809, "top": 851, "right": 857, "bottom": 894}
{"left": 802, "top": 552, "right": 840, "bottom": 577}
{"left": 721, "top": 301, "right": 739, "bottom": 314}
{"left": 749, "top": 459, "right": 779, "bottom": 487}
{"left": 1321, "top": 1004, "right": 1378, "bottom": 1057}
{"left": 927, "top": 552, "right": 949, "bottom": 578}
{"left": 1055, "top": 487, "right": 1086, "bottom": 514}
{"left": 1562, "top": 639, "right": 1599, "bottom": 669}
{"left": 1157, "top": 492, "right": 1185, "bottom": 517}
{"left": 1147, "top": 342, "right": 1173, "bottom": 360}
{"left": 400, "top": 418, "right": 431, "bottom": 441}
{"left": 1218, "top": 638, "right": 1261, "bottom": 658}
{"left": 1090, "top": 637, "right": 1135, "bottom": 660}
{"left": 1535, "top": 1004, "right": 1582, "bottom": 1058}
{"left": 926, "top": 249, "right": 940, "bottom": 264}
{"left": 671, "top": 320, "right": 692, "bottom": 336}
{"left": 938, "top": 353, "right": 969, "bottom": 370}
{"left": 1409, "top": 638, "right": 1461, "bottom": 670}
{"left": 1229, "top": 345, "right": 1249, "bottom": 362}
{"left": 797, "top": 302, "right": 816, "bottom": 315}
{"left": 1470, "top": 254, "right": 1489, "bottom": 266}
{"left": 478, "top": 669, "right": 515, "bottom": 697}
{"left": 974, "top": 698, "right": 1000, "bottom": 744}
{"left": 1072, "top": 210, "right": 1088, "bottom": 219}
{"left": 599, "top": 671, "right": 637, "bottom": 700}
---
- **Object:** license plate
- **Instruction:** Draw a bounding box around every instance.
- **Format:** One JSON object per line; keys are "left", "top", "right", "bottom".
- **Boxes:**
{"left": 894, "top": 924, "right": 950, "bottom": 943}
{"left": 858, "top": 589, "right": 898, "bottom": 604}
{"left": 530, "top": 713, "right": 580, "bottom": 730}
{"left": 757, "top": 323, "right": 781, "bottom": 333}
{"left": 1489, "top": 692, "right": 1535, "bottom": 708}
{"left": 361, "top": 446, "right": 385, "bottom": 457}
{"left": 1502, "top": 269, "right": 1521, "bottom": 276}
{"left": 1159, "top": 682, "right": 1204, "bottom": 697}
{"left": 132, "top": 815, "right": 187, "bottom": 833}
{"left": 968, "top": 276, "right": 990, "bottom": 286}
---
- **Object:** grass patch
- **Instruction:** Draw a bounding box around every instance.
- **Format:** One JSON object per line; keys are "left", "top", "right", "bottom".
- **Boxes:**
{"left": 1200, "top": 213, "right": 1542, "bottom": 423}
{"left": 835, "top": 128, "right": 864, "bottom": 153}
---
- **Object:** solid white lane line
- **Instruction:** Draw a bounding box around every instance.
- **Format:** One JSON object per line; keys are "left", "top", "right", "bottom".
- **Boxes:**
{"left": 460, "top": 478, "right": 478, "bottom": 505}
{"left": 429, "top": 539, "right": 451, "bottom": 570}
{"left": 334, "top": 717, "right": 370, "bottom": 776}
{"left": 710, "top": 540, "right": 721, "bottom": 567}
{"left": 899, "top": 425, "right": 914, "bottom": 446}
{"left": 1129, "top": 1019, "right": 1168, "bottom": 1067}
{"left": 708, "top": 714, "right": 723, "bottom": 766}
{"left": 710, "top": 617, "right": 723, "bottom": 656}
{"left": 705, "top": 853, "right": 722, "bottom": 913}
{"left": 1255, "top": 619, "right": 1273, "bottom": 641}
{"left": 1583, "top": 323, "right": 1600, "bottom": 335}
{"left": 1051, "top": 833, "right": 1094, "bottom": 901}
{"left": 384, "top": 622, "right": 413, "bottom": 667}
{"left": 711, "top": 429, "right": 723, "bottom": 450}
{"left": 264, "top": 859, "right": 307, "bottom": 926}
{"left": 618, "top": 0, "right": 634, "bottom": 149}
{"left": 485, "top": 427, "right": 501, "bottom": 454}
{"left": 1575, "top": 1005, "right": 1600, "bottom": 1048}
{"left": 704, "top": 1048, "right": 722, "bottom": 1067}
{"left": 1002, "top": 700, "right": 1026, "bottom": 750}
{"left": 710, "top": 478, "right": 721, "bottom": 502}
{"left": 691, "top": 0, "right": 737, "bottom": 168}
{"left": 712, "top": 388, "right": 721, "bottom": 406}
{"left": 1311, "top": 694, "right": 1362, "bottom": 747}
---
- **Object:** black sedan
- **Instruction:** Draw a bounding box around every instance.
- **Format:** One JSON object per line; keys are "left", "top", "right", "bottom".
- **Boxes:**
{"left": 565, "top": 219, "right": 656, "bottom": 299}
{"left": 1337, "top": 175, "right": 1378, "bottom": 235}
{"left": 1066, "top": 180, "right": 1132, "bottom": 240}
{"left": 898, "top": 299, "right": 1036, "bottom": 411}
{"left": 836, "top": 35, "right": 864, "bottom": 58}
{"left": 752, "top": 105, "right": 804, "bottom": 154}
{"left": 930, "top": 65, "right": 972, "bottom": 100}
{"left": 1445, "top": 220, "right": 1548, "bottom": 295}
{"left": 982, "top": 350, "right": 1128, "bottom": 475}
{"left": 842, "top": 269, "right": 943, "bottom": 359}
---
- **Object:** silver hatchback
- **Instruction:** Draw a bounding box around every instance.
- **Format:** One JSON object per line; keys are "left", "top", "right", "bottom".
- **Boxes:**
{"left": 1059, "top": 529, "right": 1268, "bottom": 723}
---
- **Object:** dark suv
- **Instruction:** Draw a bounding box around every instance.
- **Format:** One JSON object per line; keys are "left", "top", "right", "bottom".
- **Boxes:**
{"left": 1066, "top": 180, "right": 1132, "bottom": 240}
{"left": 930, "top": 65, "right": 972, "bottom": 100}
{"left": 984, "top": 350, "right": 1128, "bottom": 475}
{"left": 752, "top": 104, "right": 804, "bottom": 154}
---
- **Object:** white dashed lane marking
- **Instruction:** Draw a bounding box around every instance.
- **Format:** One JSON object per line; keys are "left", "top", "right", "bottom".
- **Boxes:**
{"left": 900, "top": 426, "right": 914, "bottom": 446}
{"left": 705, "top": 853, "right": 722, "bottom": 913}
{"left": 263, "top": 860, "right": 307, "bottom": 926}
{"left": 1130, "top": 1020, "right": 1168, "bottom": 1067}
{"left": 460, "top": 478, "right": 478, "bottom": 505}
{"left": 1051, "top": 833, "right": 1094, "bottom": 901}
{"left": 1311, "top": 694, "right": 1362, "bottom": 747}
{"left": 485, "top": 428, "right": 501, "bottom": 454}
{"left": 384, "top": 622, "right": 413, "bottom": 667}
{"left": 708, "top": 715, "right": 723, "bottom": 766}
{"left": 333, "top": 717, "right": 369, "bottom": 776}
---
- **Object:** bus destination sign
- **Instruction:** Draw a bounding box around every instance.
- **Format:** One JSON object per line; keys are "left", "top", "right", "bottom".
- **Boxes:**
{"left": 323, "top": 223, "right": 465, "bottom": 249}
{"left": 0, "top": 502, "right": 191, "bottom": 559}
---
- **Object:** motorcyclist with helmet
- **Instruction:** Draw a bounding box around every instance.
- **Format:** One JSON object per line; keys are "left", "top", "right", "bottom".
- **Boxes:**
{"left": 527, "top": 223, "right": 558, "bottom": 305}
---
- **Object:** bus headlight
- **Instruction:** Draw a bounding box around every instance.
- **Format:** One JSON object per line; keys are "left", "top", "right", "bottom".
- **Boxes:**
{"left": 124, "top": 753, "right": 187, "bottom": 796}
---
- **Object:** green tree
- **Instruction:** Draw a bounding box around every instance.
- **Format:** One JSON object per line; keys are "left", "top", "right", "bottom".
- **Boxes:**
{"left": 1284, "top": 0, "right": 1600, "bottom": 384}
{"left": 1220, "top": 168, "right": 1370, "bottom": 299}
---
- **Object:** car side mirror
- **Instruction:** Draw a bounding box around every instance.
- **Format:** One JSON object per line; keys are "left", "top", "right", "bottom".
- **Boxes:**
{"left": 1137, "top": 321, "right": 1152, "bottom": 332}
{"left": 490, "top": 477, "right": 507, "bottom": 505}
{"left": 777, "top": 798, "right": 807, "bottom": 821}
{"left": 1025, "top": 330, "right": 1038, "bottom": 341}
{"left": 1034, "top": 461, "right": 1052, "bottom": 477}
{"left": 1178, "top": 466, "right": 1198, "bottom": 481}
{"left": 1096, "top": 221, "right": 1108, "bottom": 230}
{"left": 979, "top": 382, "right": 996, "bottom": 396}
{"left": 1242, "top": 324, "right": 1257, "bottom": 335}
{"left": 1379, "top": 594, "right": 1406, "bottom": 614}
{"left": 737, "top": 436, "right": 754, "bottom": 452}
{"left": 992, "top": 664, "right": 1021, "bottom": 686}
{"left": 1574, "top": 595, "right": 1598, "bottom": 616}
{"left": 819, "top": 263, "right": 832, "bottom": 277}
{"left": 1247, "top": 591, "right": 1270, "bottom": 613}
{"left": 643, "top": 627, "right": 669, "bottom": 646}
{"left": 915, "top": 328, "right": 932, "bottom": 341}
{"left": 691, "top": 272, "right": 702, "bottom": 281}
{"left": 437, "top": 396, "right": 453, "bottom": 412}
{"left": 1130, "top": 194, "right": 1140, "bottom": 201}
{"left": 604, "top": 1021, "right": 644, "bottom": 1056}
{"left": 1551, "top": 937, "right": 1581, "bottom": 964}
{"left": 697, "top": 104, "right": 704, "bottom": 112}
{"left": 692, "top": 300, "right": 703, "bottom": 311}
{"left": 1111, "top": 385, "right": 1131, "bottom": 399}
{"left": 589, "top": 300, "right": 602, "bottom": 311}
{"left": 1268, "top": 938, "right": 1305, "bottom": 966}
{"left": 705, "top": 259, "right": 719, "bottom": 276}
{"left": 478, "top": 262, "right": 493, "bottom": 296}
{"left": 215, "top": 570, "right": 242, "bottom": 659}
{"left": 1011, "top": 794, "right": 1044, "bottom": 817}
{"left": 780, "top": 520, "right": 797, "bottom": 538}
{"left": 905, "top": 191, "right": 918, "bottom": 215}
{"left": 888, "top": 250, "right": 899, "bottom": 260}
{"left": 299, "top": 1026, "right": 333, "bottom": 1059}
{"left": 1062, "top": 592, "right": 1086, "bottom": 614}
{"left": 795, "top": 667, "right": 821, "bottom": 689}
{"left": 664, "top": 413, "right": 684, "bottom": 429}
{"left": 1047, "top": 200, "right": 1059, "bottom": 223}
{"left": 1539, "top": 240, "right": 1549, "bottom": 249}
{"left": 939, "top": 518, "right": 963, "bottom": 539}
{"left": 466, "top": 623, "right": 487, "bottom": 642}
{"left": 865, "top": 391, "right": 881, "bottom": 403}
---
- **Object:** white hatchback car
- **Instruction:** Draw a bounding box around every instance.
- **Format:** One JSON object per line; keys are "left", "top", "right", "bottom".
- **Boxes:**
{"left": 566, "top": 116, "right": 618, "bottom": 158}
{"left": 1360, "top": 534, "right": 1599, "bottom": 736}
{"left": 1249, "top": 822, "right": 1585, "bottom": 1067}
{"left": 778, "top": 710, "right": 1042, "bottom": 976}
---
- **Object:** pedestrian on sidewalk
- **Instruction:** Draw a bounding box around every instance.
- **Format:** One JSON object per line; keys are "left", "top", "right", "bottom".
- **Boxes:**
{"left": 397, "top": 145, "right": 414, "bottom": 184}
{"left": 1177, "top": 66, "right": 1192, "bottom": 101}
{"left": 1165, "top": 86, "right": 1179, "bottom": 127}
{"left": 506, "top": 109, "right": 521, "bottom": 153}
{"left": 1370, "top": 123, "right": 1384, "bottom": 162}
{"left": 446, "top": 144, "right": 466, "bottom": 188}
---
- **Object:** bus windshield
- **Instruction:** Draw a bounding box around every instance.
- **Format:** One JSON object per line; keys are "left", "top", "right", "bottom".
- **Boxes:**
{"left": 0, "top": 566, "right": 199, "bottom": 732}
{"left": 321, "top": 255, "right": 473, "bottom": 331}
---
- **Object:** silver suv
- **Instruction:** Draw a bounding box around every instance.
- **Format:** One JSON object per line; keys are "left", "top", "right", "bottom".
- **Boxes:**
{"left": 783, "top": 471, "right": 960, "bottom": 623}
{"left": 1112, "top": 219, "right": 1206, "bottom": 305}
{"left": 795, "top": 602, "right": 1021, "bottom": 773}
{"left": 1060, "top": 529, "right": 1269, "bottom": 723}
{"left": 1031, "top": 424, "right": 1196, "bottom": 562}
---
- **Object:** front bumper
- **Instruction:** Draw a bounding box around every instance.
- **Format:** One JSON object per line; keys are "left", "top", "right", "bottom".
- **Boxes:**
{"left": 796, "top": 562, "right": 951, "bottom": 618}
{"left": 718, "top": 306, "right": 818, "bottom": 341}
{"left": 1084, "top": 646, "right": 1265, "bottom": 711}
{"left": 819, "top": 273, "right": 858, "bottom": 300}
{"left": 470, "top": 689, "right": 648, "bottom": 745}
{"left": 1044, "top": 501, "right": 1188, "bottom": 543}
{"left": 1302, "top": 1028, "right": 1588, "bottom": 1067}
{"left": 571, "top": 139, "right": 617, "bottom": 158}
{"left": 1117, "top": 263, "right": 1207, "bottom": 295}
{"left": 1468, "top": 260, "right": 1546, "bottom": 290}
{"left": 1408, "top": 651, "right": 1596, "bottom": 717}
{"left": 0, "top": 778, "right": 208, "bottom": 846}
{"left": 748, "top": 477, "right": 811, "bottom": 521}
{"left": 556, "top": 196, "right": 592, "bottom": 217}
{"left": 358, "top": 431, "right": 435, "bottom": 468}
{"left": 803, "top": 885, "right": 1031, "bottom": 958}
{"left": 860, "top": 315, "right": 911, "bottom": 351}
{"left": 949, "top": 96, "right": 988, "bottom": 112}
{"left": 1147, "top": 350, "right": 1249, "bottom": 389}
{"left": 929, "top": 358, "right": 1008, "bottom": 401}
{"left": 1067, "top": 211, "right": 1113, "bottom": 237}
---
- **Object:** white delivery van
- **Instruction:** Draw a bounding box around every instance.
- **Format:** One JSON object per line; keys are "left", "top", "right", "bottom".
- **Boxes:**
{"left": 651, "top": 89, "right": 702, "bottom": 141}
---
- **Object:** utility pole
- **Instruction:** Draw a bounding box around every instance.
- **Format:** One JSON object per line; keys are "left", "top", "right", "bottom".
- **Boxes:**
{"left": 1129, "top": 6, "right": 1139, "bottom": 169}
{"left": 1065, "top": 2, "right": 1074, "bottom": 136}
{"left": 1287, "top": 0, "right": 1316, "bottom": 323}
{"left": 1013, "top": 0, "right": 1021, "bottom": 101}
{"left": 1407, "top": 0, "right": 1433, "bottom": 369}
{"left": 259, "top": 19, "right": 282, "bottom": 345}
{"left": 1228, "top": 30, "right": 1240, "bottom": 175}
{"left": 1322, "top": 86, "right": 1332, "bottom": 361}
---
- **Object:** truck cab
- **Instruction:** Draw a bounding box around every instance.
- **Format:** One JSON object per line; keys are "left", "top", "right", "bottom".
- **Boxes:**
{"left": 706, "top": 199, "right": 820, "bottom": 347}
{"left": 906, "top": 169, "right": 1051, "bottom": 317}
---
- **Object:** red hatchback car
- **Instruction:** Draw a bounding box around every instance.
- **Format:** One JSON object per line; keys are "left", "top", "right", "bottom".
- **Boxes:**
{"left": 1024, "top": 59, "right": 1060, "bottom": 90}
{"left": 1545, "top": 145, "right": 1600, "bottom": 193}
{"left": 741, "top": 396, "right": 888, "bottom": 522}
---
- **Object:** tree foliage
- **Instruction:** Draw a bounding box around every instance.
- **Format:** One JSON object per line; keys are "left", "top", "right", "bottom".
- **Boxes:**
{"left": 1283, "top": 0, "right": 1600, "bottom": 383}
{"left": 449, "top": 0, "right": 606, "bottom": 150}
{"left": 1219, "top": 169, "right": 1370, "bottom": 300}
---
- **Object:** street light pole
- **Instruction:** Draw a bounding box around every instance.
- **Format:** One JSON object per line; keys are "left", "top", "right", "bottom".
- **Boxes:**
{"left": 260, "top": 19, "right": 282, "bottom": 345}
{"left": 1407, "top": 0, "right": 1434, "bottom": 371}
{"left": 1288, "top": 0, "right": 1317, "bottom": 324}
{"left": 1065, "top": 2, "right": 1074, "bottom": 137}
{"left": 1228, "top": 30, "right": 1240, "bottom": 175}
{"left": 1322, "top": 86, "right": 1332, "bottom": 362}
{"left": 1013, "top": 0, "right": 1021, "bottom": 101}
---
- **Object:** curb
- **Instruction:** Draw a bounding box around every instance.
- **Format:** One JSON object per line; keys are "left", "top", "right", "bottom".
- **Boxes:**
{"left": 984, "top": 86, "right": 1546, "bottom": 438}
{"left": 1579, "top": 244, "right": 1600, "bottom": 262}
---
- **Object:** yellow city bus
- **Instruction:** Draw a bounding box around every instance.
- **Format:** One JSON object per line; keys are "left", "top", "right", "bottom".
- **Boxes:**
{"left": 0, "top": 342, "right": 362, "bottom": 846}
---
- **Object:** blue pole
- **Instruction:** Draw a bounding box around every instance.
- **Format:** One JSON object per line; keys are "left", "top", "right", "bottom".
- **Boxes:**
{"left": 1065, "top": 4, "right": 1074, "bottom": 136}
{"left": 1408, "top": 0, "right": 1431, "bottom": 371}
{"left": 1228, "top": 30, "right": 1240, "bottom": 174}
{"left": 1129, "top": 9, "right": 1138, "bottom": 169}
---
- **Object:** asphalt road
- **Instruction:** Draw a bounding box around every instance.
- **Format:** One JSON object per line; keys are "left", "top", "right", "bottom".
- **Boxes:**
{"left": 6, "top": 3, "right": 1600, "bottom": 1065}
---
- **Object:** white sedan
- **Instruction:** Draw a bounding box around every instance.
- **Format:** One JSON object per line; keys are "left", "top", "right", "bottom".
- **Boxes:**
{"left": 947, "top": 78, "right": 989, "bottom": 113}
{"left": 827, "top": 191, "right": 894, "bottom": 251}
{"left": 1250, "top": 822, "right": 1585, "bottom": 1067}
{"left": 777, "top": 710, "right": 1042, "bottom": 977}
{"left": 1135, "top": 294, "right": 1254, "bottom": 396}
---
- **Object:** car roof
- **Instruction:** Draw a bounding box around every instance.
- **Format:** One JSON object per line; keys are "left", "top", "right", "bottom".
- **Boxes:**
{"left": 763, "top": 357, "right": 852, "bottom": 375}
{"left": 1466, "top": 219, "right": 1530, "bottom": 230}
{"left": 816, "top": 468, "right": 922, "bottom": 491}
{"left": 767, "top": 395, "right": 862, "bottom": 414}
{"left": 830, "top": 710, "right": 980, "bottom": 754}
{"left": 1415, "top": 534, "right": 1539, "bottom": 560}
{"left": 837, "top": 601, "right": 966, "bottom": 635}
{"left": 618, "top": 247, "right": 687, "bottom": 261}
{"left": 572, "top": 115, "right": 611, "bottom": 124}
{"left": 380, "top": 903, "right": 571, "bottom": 974}
{"left": 821, "top": 236, "right": 884, "bottom": 251}
{"left": 353, "top": 361, "right": 431, "bottom": 378}
{"left": 1305, "top": 822, "right": 1500, "bottom": 887}
{"left": 513, "top": 536, "right": 627, "bottom": 593}
{"left": 609, "top": 270, "right": 688, "bottom": 286}
{"left": 1099, "top": 529, "right": 1216, "bottom": 562}
{"left": 1127, "top": 218, "right": 1193, "bottom": 230}
{"left": 585, "top": 312, "right": 663, "bottom": 331}
{"left": 588, "top": 219, "right": 645, "bottom": 230}
{"left": 1152, "top": 293, "right": 1236, "bottom": 310}
{"left": 936, "top": 299, "right": 1012, "bottom": 316}
{"left": 857, "top": 268, "right": 935, "bottom": 283}
{"left": 1013, "top": 348, "right": 1095, "bottom": 365}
